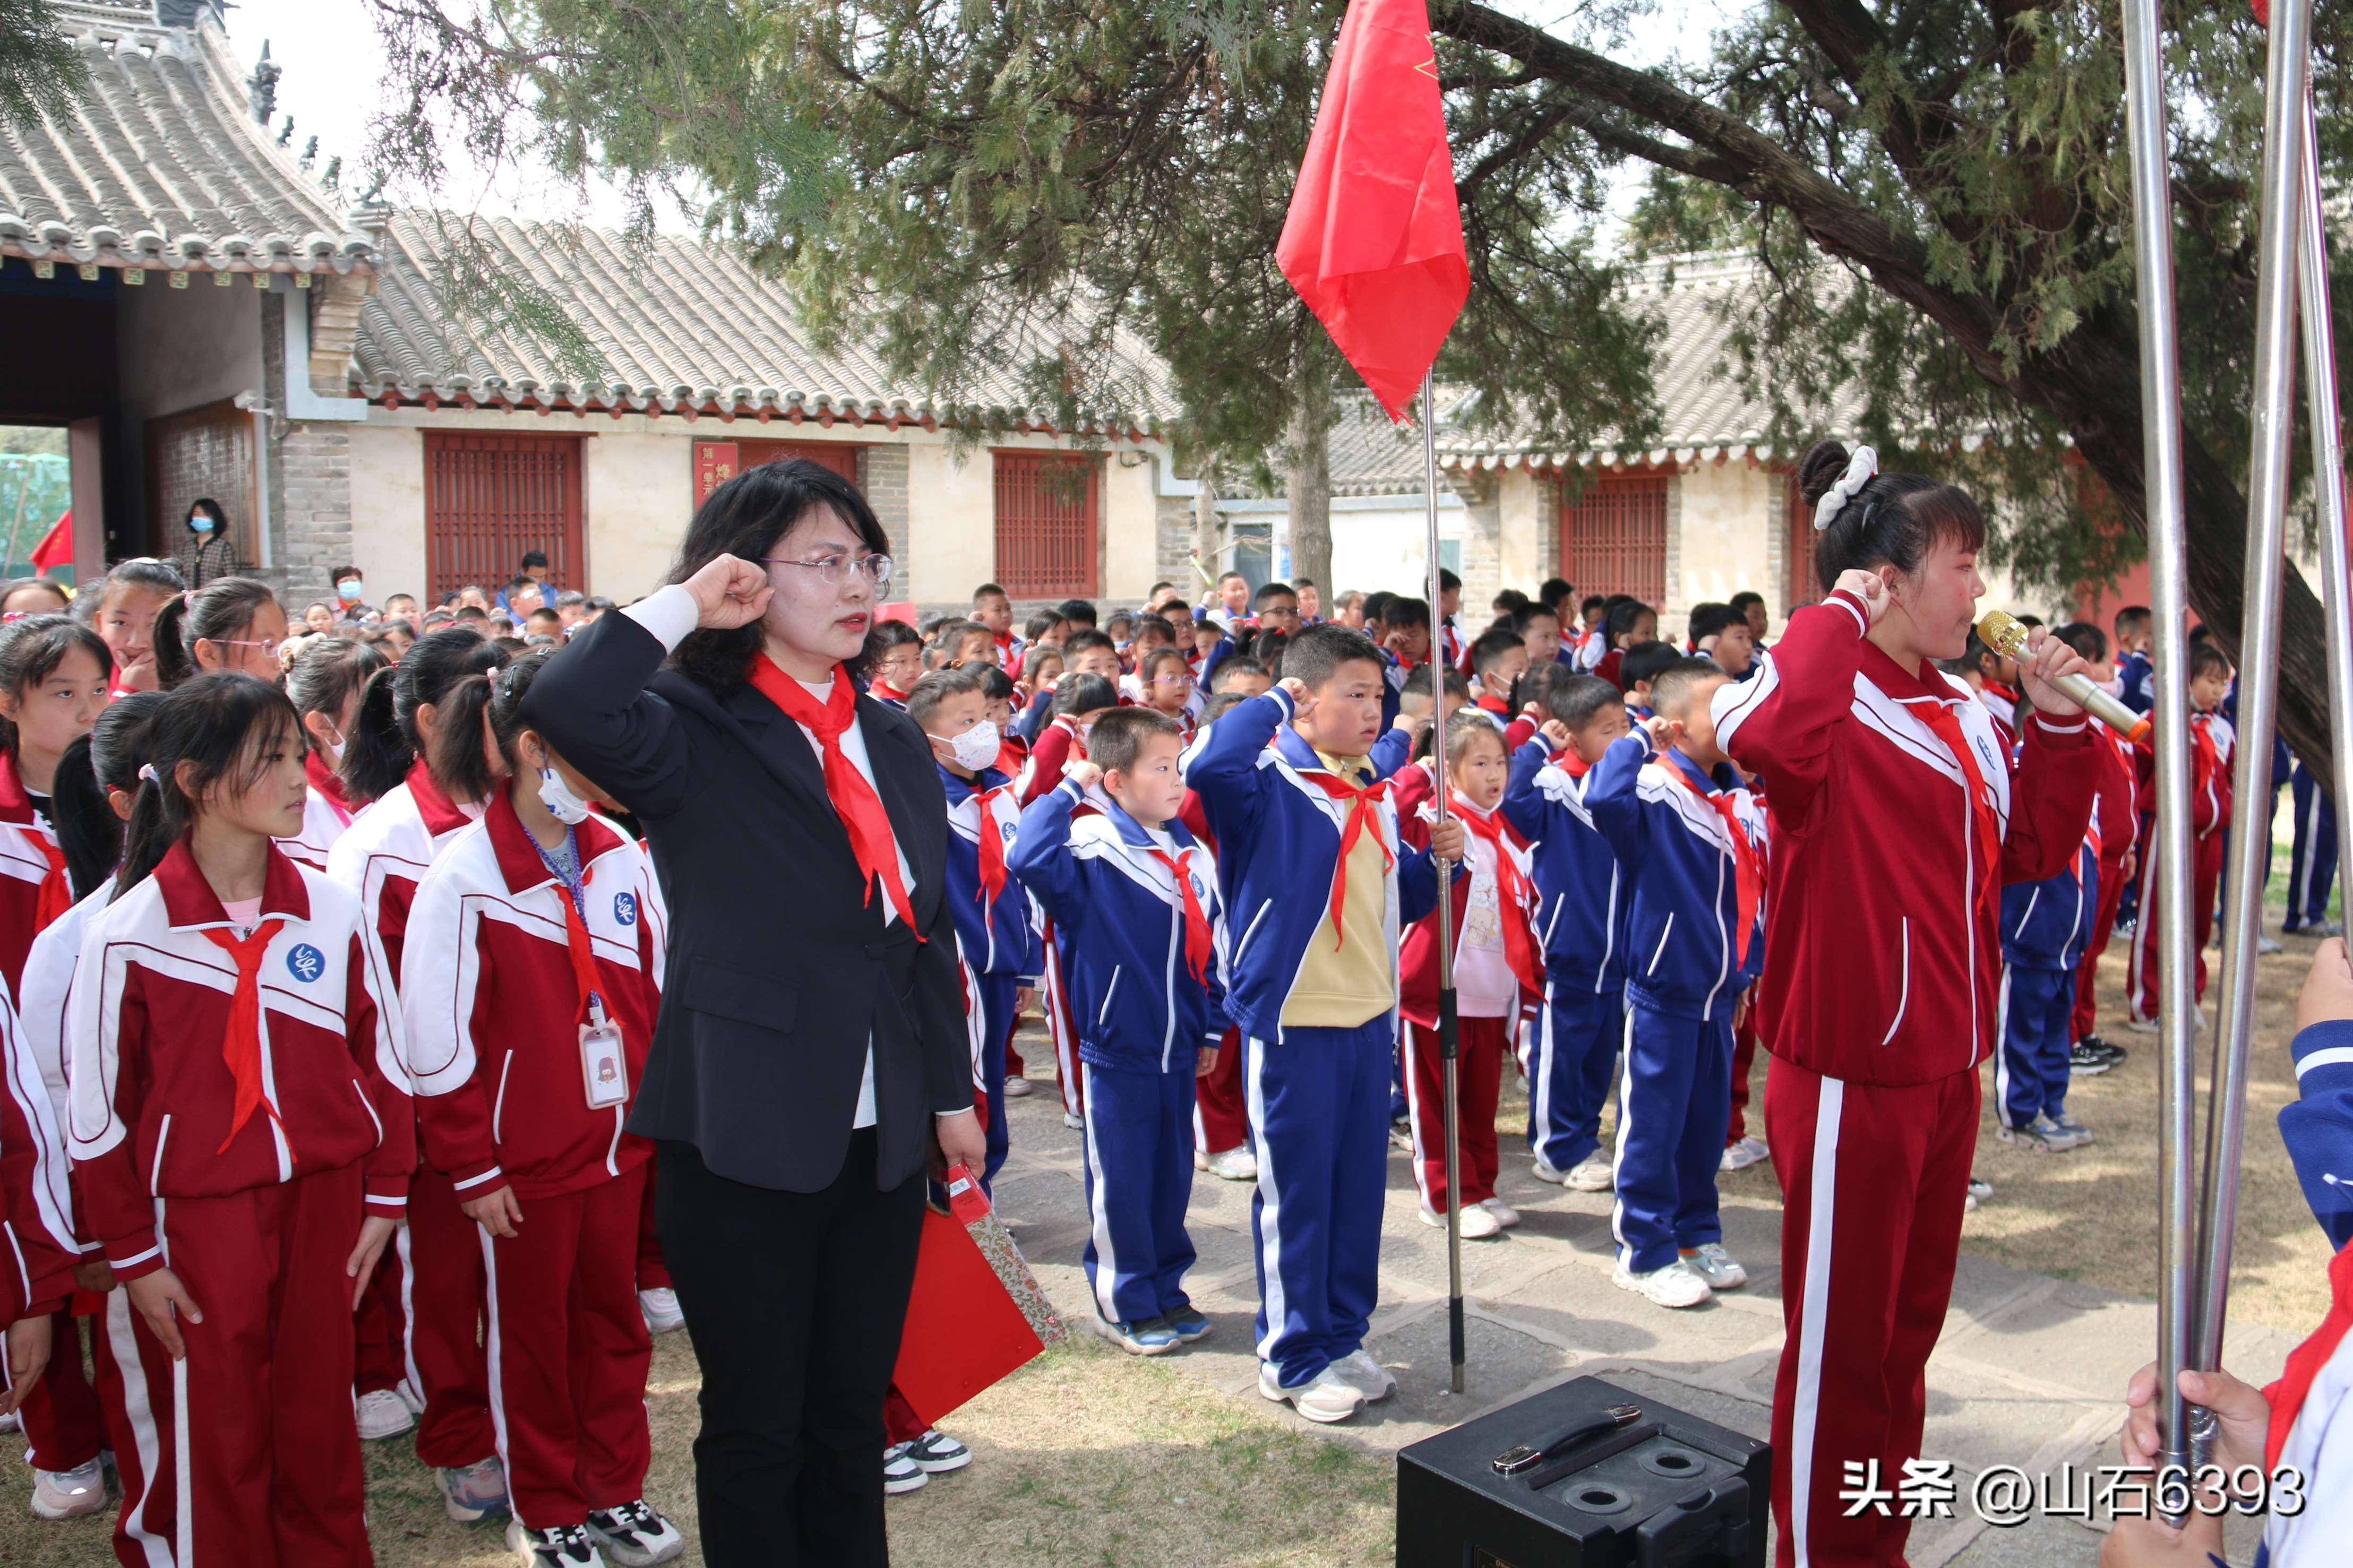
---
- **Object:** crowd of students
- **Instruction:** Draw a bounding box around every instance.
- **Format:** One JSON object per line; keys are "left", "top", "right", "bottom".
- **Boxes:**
{"left": 0, "top": 520, "right": 2337, "bottom": 1561}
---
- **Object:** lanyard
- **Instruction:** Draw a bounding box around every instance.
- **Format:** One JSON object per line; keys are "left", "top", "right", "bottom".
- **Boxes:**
{"left": 534, "top": 827, "right": 606, "bottom": 1024}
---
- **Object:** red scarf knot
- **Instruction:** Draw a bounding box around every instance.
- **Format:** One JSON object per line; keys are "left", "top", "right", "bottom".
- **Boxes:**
{"left": 202, "top": 919, "right": 289, "bottom": 1153}
{"left": 973, "top": 784, "right": 1010, "bottom": 907}
{"left": 1452, "top": 799, "right": 1544, "bottom": 995}
{"left": 1302, "top": 764, "right": 1394, "bottom": 951}
{"left": 745, "top": 657, "right": 920, "bottom": 935}
{"left": 32, "top": 835, "right": 71, "bottom": 932}
{"left": 1146, "top": 846, "right": 1215, "bottom": 986}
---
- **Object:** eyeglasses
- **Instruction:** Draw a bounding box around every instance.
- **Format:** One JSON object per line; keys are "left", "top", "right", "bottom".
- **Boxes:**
{"left": 761, "top": 552, "right": 894, "bottom": 587}
{"left": 216, "top": 637, "right": 284, "bottom": 659}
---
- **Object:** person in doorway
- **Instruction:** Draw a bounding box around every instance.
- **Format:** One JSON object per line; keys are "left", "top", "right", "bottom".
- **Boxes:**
{"left": 173, "top": 497, "right": 240, "bottom": 590}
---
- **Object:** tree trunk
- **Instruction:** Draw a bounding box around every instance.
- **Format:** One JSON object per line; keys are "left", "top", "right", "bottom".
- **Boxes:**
{"left": 1191, "top": 456, "right": 1222, "bottom": 596}
{"left": 1286, "top": 364, "right": 1334, "bottom": 594}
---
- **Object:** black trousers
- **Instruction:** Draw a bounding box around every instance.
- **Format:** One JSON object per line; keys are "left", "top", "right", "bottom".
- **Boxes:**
{"left": 656, "top": 1132, "right": 926, "bottom": 1567}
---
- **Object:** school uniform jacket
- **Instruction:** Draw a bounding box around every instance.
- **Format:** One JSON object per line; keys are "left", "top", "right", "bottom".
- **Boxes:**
{"left": 66, "top": 842, "right": 415, "bottom": 1282}
{"left": 1179, "top": 687, "right": 1438, "bottom": 1045}
{"left": 325, "top": 760, "right": 479, "bottom": 1005}
{"left": 2134, "top": 710, "right": 2235, "bottom": 838}
{"left": 1396, "top": 796, "right": 1540, "bottom": 1030}
{"left": 1010, "top": 780, "right": 1227, "bottom": 1074}
{"left": 1585, "top": 733, "right": 1767, "bottom": 1023}
{"left": 277, "top": 752, "right": 358, "bottom": 873}
{"left": 1711, "top": 591, "right": 2099, "bottom": 1084}
{"left": 941, "top": 766, "right": 1041, "bottom": 979}
{"left": 1999, "top": 833, "right": 2099, "bottom": 973}
{"left": 0, "top": 752, "right": 66, "bottom": 993}
{"left": 1017, "top": 715, "right": 1086, "bottom": 806}
{"left": 0, "top": 979, "right": 78, "bottom": 1322}
{"left": 405, "top": 796, "right": 667, "bottom": 1202}
{"left": 15, "top": 886, "right": 105, "bottom": 1263}
{"left": 1501, "top": 739, "right": 1626, "bottom": 994}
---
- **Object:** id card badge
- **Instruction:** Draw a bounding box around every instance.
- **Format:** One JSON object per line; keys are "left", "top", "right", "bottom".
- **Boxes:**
{"left": 580, "top": 1004, "right": 628, "bottom": 1110}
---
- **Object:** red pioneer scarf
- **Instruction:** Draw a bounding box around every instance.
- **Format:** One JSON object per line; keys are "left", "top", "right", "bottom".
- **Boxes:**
{"left": 549, "top": 869, "right": 605, "bottom": 1025}
{"left": 1916, "top": 701, "right": 2004, "bottom": 928}
{"left": 1301, "top": 764, "right": 1394, "bottom": 951}
{"left": 2267, "top": 1243, "right": 2353, "bottom": 1470}
{"left": 1146, "top": 847, "right": 1215, "bottom": 985}
{"left": 973, "top": 784, "right": 1011, "bottom": 907}
{"left": 31, "top": 835, "right": 71, "bottom": 931}
{"left": 203, "top": 919, "right": 288, "bottom": 1153}
{"left": 1452, "top": 798, "right": 1543, "bottom": 995}
{"left": 746, "top": 657, "right": 918, "bottom": 933}
{"left": 1659, "top": 761, "right": 1764, "bottom": 968}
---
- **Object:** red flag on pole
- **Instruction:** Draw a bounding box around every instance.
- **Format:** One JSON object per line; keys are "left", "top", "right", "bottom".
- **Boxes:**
{"left": 1278, "top": 0, "right": 1469, "bottom": 422}
{"left": 29, "top": 510, "right": 72, "bottom": 572}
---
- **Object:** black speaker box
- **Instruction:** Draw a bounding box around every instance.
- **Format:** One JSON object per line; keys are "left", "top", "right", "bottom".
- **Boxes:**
{"left": 1396, "top": 1374, "right": 1770, "bottom": 1568}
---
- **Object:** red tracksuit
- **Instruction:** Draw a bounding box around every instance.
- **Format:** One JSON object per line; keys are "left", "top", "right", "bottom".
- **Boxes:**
{"left": 406, "top": 796, "right": 667, "bottom": 1531}
{"left": 327, "top": 761, "right": 490, "bottom": 1458}
{"left": 66, "top": 842, "right": 414, "bottom": 1567}
{"left": 1399, "top": 794, "right": 1540, "bottom": 1212}
{"left": 277, "top": 752, "right": 358, "bottom": 874}
{"left": 2129, "top": 711, "right": 2234, "bottom": 1022}
{"left": 2070, "top": 734, "right": 2140, "bottom": 1043}
{"left": 1714, "top": 591, "right": 2097, "bottom": 1568}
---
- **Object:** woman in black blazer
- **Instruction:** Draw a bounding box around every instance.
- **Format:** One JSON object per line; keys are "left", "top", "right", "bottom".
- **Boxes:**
{"left": 523, "top": 461, "right": 984, "bottom": 1567}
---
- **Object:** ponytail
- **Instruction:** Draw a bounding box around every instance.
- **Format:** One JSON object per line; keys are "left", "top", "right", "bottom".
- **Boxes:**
{"left": 149, "top": 576, "right": 279, "bottom": 691}
{"left": 53, "top": 690, "right": 167, "bottom": 899}
{"left": 150, "top": 596, "right": 193, "bottom": 689}
{"left": 338, "top": 665, "right": 410, "bottom": 805}
{"left": 427, "top": 674, "right": 499, "bottom": 805}
{"left": 339, "top": 626, "right": 510, "bottom": 806}
{"left": 115, "top": 675, "right": 300, "bottom": 900}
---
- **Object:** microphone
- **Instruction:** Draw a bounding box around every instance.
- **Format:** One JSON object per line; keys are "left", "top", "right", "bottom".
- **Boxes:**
{"left": 1975, "top": 610, "right": 2152, "bottom": 743}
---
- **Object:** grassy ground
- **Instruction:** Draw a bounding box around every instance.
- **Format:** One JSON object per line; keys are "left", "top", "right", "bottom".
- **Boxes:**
{"left": 0, "top": 821, "right": 2333, "bottom": 1564}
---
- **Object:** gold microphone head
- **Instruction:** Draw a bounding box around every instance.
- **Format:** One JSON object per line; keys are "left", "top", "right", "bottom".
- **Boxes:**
{"left": 1974, "top": 609, "right": 2028, "bottom": 655}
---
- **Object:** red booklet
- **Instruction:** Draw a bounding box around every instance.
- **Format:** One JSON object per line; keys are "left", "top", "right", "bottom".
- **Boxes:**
{"left": 890, "top": 1165, "right": 1066, "bottom": 1426}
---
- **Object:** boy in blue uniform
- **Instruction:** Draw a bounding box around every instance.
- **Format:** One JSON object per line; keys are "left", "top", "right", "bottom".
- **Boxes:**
{"left": 1586, "top": 659, "right": 1764, "bottom": 1310}
{"left": 1995, "top": 792, "right": 2102, "bottom": 1151}
{"left": 910, "top": 667, "right": 1040, "bottom": 1192}
{"left": 1183, "top": 624, "right": 1458, "bottom": 1423}
{"left": 1014, "top": 709, "right": 1227, "bottom": 1354}
{"left": 1501, "top": 673, "right": 1633, "bottom": 1190}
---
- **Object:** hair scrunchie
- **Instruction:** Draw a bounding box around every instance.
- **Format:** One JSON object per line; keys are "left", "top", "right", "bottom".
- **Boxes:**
{"left": 1813, "top": 444, "right": 1879, "bottom": 531}
{"left": 138, "top": 763, "right": 161, "bottom": 785}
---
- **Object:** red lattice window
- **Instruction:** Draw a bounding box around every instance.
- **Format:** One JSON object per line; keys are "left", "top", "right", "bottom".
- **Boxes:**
{"left": 1785, "top": 469, "right": 1824, "bottom": 609}
{"left": 423, "top": 433, "right": 586, "bottom": 598}
{"left": 1559, "top": 472, "right": 1667, "bottom": 607}
{"left": 993, "top": 452, "right": 1098, "bottom": 598}
{"left": 692, "top": 440, "right": 863, "bottom": 506}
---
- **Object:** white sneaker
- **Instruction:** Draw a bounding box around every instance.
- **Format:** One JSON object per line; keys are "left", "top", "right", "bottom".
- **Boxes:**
{"left": 1566, "top": 1150, "right": 1615, "bottom": 1191}
{"left": 638, "top": 1287, "right": 684, "bottom": 1334}
{"left": 506, "top": 1518, "right": 606, "bottom": 1566}
{"left": 1420, "top": 1202, "right": 1504, "bottom": 1239}
{"left": 882, "top": 1443, "right": 929, "bottom": 1494}
{"left": 1481, "top": 1197, "right": 1521, "bottom": 1228}
{"left": 1258, "top": 1362, "right": 1363, "bottom": 1424}
{"left": 396, "top": 1377, "right": 427, "bottom": 1416}
{"left": 356, "top": 1386, "right": 416, "bottom": 1441}
{"left": 1001, "top": 1074, "right": 1035, "bottom": 1098}
{"left": 1062, "top": 1112, "right": 1085, "bottom": 1131}
{"left": 1683, "top": 1242, "right": 1746, "bottom": 1290}
{"left": 2126, "top": 1014, "right": 2160, "bottom": 1034}
{"left": 1720, "top": 1135, "right": 1769, "bottom": 1172}
{"left": 1203, "top": 1145, "right": 1259, "bottom": 1182}
{"left": 29, "top": 1458, "right": 108, "bottom": 1519}
{"left": 585, "top": 1500, "right": 686, "bottom": 1566}
{"left": 0, "top": 1408, "right": 17, "bottom": 1433}
{"left": 1530, "top": 1156, "right": 1569, "bottom": 1184}
{"left": 1613, "top": 1259, "right": 1713, "bottom": 1309}
{"left": 1325, "top": 1348, "right": 1397, "bottom": 1402}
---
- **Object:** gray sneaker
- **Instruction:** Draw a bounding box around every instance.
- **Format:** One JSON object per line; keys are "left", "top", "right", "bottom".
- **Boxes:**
{"left": 2047, "top": 1114, "right": 2094, "bottom": 1149}
{"left": 1565, "top": 1150, "right": 1615, "bottom": 1191}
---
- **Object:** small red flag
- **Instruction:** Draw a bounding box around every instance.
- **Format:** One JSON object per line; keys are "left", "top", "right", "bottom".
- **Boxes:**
{"left": 29, "top": 510, "right": 72, "bottom": 572}
{"left": 1278, "top": 0, "right": 1470, "bottom": 422}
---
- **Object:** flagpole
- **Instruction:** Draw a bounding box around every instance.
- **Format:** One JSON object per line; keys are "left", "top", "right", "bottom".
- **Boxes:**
{"left": 1421, "top": 368, "right": 1465, "bottom": 1396}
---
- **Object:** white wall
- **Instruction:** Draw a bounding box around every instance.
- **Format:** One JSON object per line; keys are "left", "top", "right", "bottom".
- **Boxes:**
{"left": 346, "top": 423, "right": 426, "bottom": 602}
{"left": 585, "top": 429, "right": 694, "bottom": 602}
{"left": 1307, "top": 495, "right": 1470, "bottom": 598}
{"left": 1671, "top": 459, "right": 1775, "bottom": 620}
{"left": 905, "top": 443, "right": 995, "bottom": 603}
{"left": 114, "top": 278, "right": 265, "bottom": 422}
{"left": 1100, "top": 452, "right": 1158, "bottom": 602}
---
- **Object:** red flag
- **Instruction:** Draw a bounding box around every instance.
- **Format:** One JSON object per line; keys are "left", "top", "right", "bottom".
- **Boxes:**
{"left": 30, "top": 510, "right": 71, "bottom": 571}
{"left": 1278, "top": 0, "right": 1469, "bottom": 421}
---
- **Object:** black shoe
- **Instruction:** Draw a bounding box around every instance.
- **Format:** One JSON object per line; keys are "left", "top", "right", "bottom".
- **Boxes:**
{"left": 2068, "top": 1040, "right": 2113, "bottom": 1076}
{"left": 2087, "top": 1034, "right": 2128, "bottom": 1065}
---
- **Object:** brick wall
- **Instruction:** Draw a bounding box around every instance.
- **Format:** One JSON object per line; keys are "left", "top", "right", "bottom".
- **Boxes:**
{"left": 1535, "top": 471, "right": 1561, "bottom": 583}
{"left": 862, "top": 444, "right": 911, "bottom": 571}
{"left": 1155, "top": 494, "right": 1195, "bottom": 589}
{"left": 275, "top": 421, "right": 355, "bottom": 600}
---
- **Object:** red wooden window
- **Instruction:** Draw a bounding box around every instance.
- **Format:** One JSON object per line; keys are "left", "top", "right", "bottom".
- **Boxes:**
{"left": 993, "top": 452, "right": 1098, "bottom": 598}
{"left": 691, "top": 440, "right": 863, "bottom": 506}
{"left": 1558, "top": 472, "right": 1668, "bottom": 607}
{"left": 423, "top": 433, "right": 586, "bottom": 598}
{"left": 1784, "top": 469, "right": 1824, "bottom": 609}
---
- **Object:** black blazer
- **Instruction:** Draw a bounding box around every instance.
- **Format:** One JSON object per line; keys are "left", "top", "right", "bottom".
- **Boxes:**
{"left": 523, "top": 611, "right": 971, "bottom": 1193}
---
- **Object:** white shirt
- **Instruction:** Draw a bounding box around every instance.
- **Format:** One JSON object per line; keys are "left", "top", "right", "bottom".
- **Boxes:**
{"left": 1452, "top": 805, "right": 1518, "bottom": 1018}
{"left": 625, "top": 585, "right": 957, "bottom": 1132}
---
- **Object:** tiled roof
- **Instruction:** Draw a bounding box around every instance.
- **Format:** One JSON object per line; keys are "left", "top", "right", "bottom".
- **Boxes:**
{"left": 1218, "top": 389, "right": 1473, "bottom": 499}
{"left": 0, "top": 4, "right": 378, "bottom": 277}
{"left": 352, "top": 210, "right": 1181, "bottom": 434}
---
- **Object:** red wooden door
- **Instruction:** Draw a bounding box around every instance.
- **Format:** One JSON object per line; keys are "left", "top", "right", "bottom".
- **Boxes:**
{"left": 692, "top": 440, "right": 863, "bottom": 506}
{"left": 423, "top": 433, "right": 586, "bottom": 597}
{"left": 993, "top": 452, "right": 1098, "bottom": 598}
{"left": 1558, "top": 472, "right": 1668, "bottom": 607}
{"left": 1784, "top": 468, "right": 1824, "bottom": 609}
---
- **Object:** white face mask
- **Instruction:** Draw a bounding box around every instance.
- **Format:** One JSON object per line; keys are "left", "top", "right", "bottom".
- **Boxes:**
{"left": 327, "top": 736, "right": 345, "bottom": 764}
{"left": 538, "top": 765, "right": 591, "bottom": 824}
{"left": 949, "top": 719, "right": 1000, "bottom": 772}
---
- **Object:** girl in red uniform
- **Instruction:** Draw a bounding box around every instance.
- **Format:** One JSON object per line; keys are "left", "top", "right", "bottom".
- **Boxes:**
{"left": 81, "top": 558, "right": 183, "bottom": 701}
{"left": 1713, "top": 441, "right": 2099, "bottom": 1567}
{"left": 65, "top": 673, "right": 414, "bottom": 1567}
{"left": 404, "top": 652, "right": 681, "bottom": 1568}
{"left": 278, "top": 640, "right": 387, "bottom": 876}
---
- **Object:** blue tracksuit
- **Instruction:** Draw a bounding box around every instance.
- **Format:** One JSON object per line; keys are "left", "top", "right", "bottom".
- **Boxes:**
{"left": 943, "top": 764, "right": 1041, "bottom": 1191}
{"left": 1501, "top": 740, "right": 1628, "bottom": 1173}
{"left": 1997, "top": 835, "right": 2099, "bottom": 1129}
{"left": 1182, "top": 687, "right": 1440, "bottom": 1385}
{"left": 1585, "top": 731, "right": 1765, "bottom": 1274}
{"left": 1011, "top": 780, "right": 1226, "bottom": 1326}
{"left": 2117, "top": 648, "right": 2154, "bottom": 715}
{"left": 2287, "top": 761, "right": 2340, "bottom": 932}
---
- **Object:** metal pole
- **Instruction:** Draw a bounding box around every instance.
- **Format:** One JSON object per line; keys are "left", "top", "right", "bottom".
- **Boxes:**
{"left": 2296, "top": 77, "right": 2353, "bottom": 923}
{"left": 1422, "top": 368, "right": 1464, "bottom": 1396}
{"left": 2117, "top": 0, "right": 2200, "bottom": 1497}
{"left": 2191, "top": 0, "right": 2309, "bottom": 1463}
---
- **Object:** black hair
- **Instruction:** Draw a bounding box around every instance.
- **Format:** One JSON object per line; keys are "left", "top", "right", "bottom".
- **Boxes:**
{"left": 1283, "top": 623, "right": 1385, "bottom": 692}
{"left": 907, "top": 665, "right": 991, "bottom": 728}
{"left": 286, "top": 637, "right": 389, "bottom": 753}
{"left": 1130, "top": 615, "right": 1174, "bottom": 646}
{"left": 1292, "top": 575, "right": 1318, "bottom": 591}
{"left": 1061, "top": 628, "right": 1118, "bottom": 661}
{"left": 1470, "top": 626, "right": 1524, "bottom": 679}
{"left": 341, "top": 626, "right": 510, "bottom": 805}
{"left": 152, "top": 576, "right": 279, "bottom": 689}
{"left": 1492, "top": 588, "right": 1532, "bottom": 617}
{"left": 663, "top": 459, "right": 890, "bottom": 692}
{"left": 1253, "top": 580, "right": 1298, "bottom": 607}
{"left": 973, "top": 582, "right": 1009, "bottom": 604}
{"left": 1604, "top": 598, "right": 1656, "bottom": 649}
{"left": 1538, "top": 578, "right": 1573, "bottom": 610}
{"left": 1210, "top": 654, "right": 1268, "bottom": 690}
{"left": 1514, "top": 602, "right": 1560, "bottom": 633}
{"left": 1023, "top": 611, "right": 1063, "bottom": 642}
{"left": 1384, "top": 596, "right": 1431, "bottom": 632}
{"left": 1728, "top": 590, "right": 1764, "bottom": 614}
{"left": 1201, "top": 691, "right": 1251, "bottom": 725}
{"left": 865, "top": 619, "right": 924, "bottom": 660}
{"left": 330, "top": 564, "right": 361, "bottom": 584}
{"left": 977, "top": 665, "right": 1017, "bottom": 703}
{"left": 1687, "top": 602, "right": 1738, "bottom": 644}
{"left": 1136, "top": 646, "right": 1190, "bottom": 693}
{"left": 1022, "top": 644, "right": 1064, "bottom": 682}
{"left": 76, "top": 557, "right": 184, "bottom": 628}
{"left": 1800, "top": 438, "right": 1988, "bottom": 588}
{"left": 1054, "top": 598, "right": 1099, "bottom": 628}
{"left": 115, "top": 674, "right": 302, "bottom": 899}
{"left": 1245, "top": 628, "right": 1290, "bottom": 669}
{"left": 2114, "top": 605, "right": 2151, "bottom": 639}
{"left": 520, "top": 550, "right": 549, "bottom": 570}
{"left": 2189, "top": 641, "right": 2232, "bottom": 681}
{"left": 1551, "top": 673, "right": 1627, "bottom": 730}
{"left": 1650, "top": 656, "right": 1729, "bottom": 719}
{"left": 582, "top": 596, "right": 614, "bottom": 614}
{"left": 1438, "top": 567, "right": 1461, "bottom": 595}
{"left": 1579, "top": 594, "right": 1608, "bottom": 617}
{"left": 1432, "top": 707, "right": 1505, "bottom": 768}
{"left": 555, "top": 590, "right": 587, "bottom": 609}
{"left": 1051, "top": 673, "right": 1120, "bottom": 718}
{"left": 1105, "top": 611, "right": 1135, "bottom": 637}
{"left": 1361, "top": 591, "right": 1394, "bottom": 626}
{"left": 430, "top": 650, "right": 556, "bottom": 804}
{"left": 184, "top": 496, "right": 225, "bottom": 530}
{"left": 2053, "top": 621, "right": 2108, "bottom": 664}
{"left": 1086, "top": 706, "right": 1183, "bottom": 776}
{"left": 1, "top": 578, "right": 72, "bottom": 614}
{"left": 0, "top": 614, "right": 111, "bottom": 761}
{"left": 1620, "top": 639, "right": 1684, "bottom": 694}
{"left": 51, "top": 690, "right": 167, "bottom": 899}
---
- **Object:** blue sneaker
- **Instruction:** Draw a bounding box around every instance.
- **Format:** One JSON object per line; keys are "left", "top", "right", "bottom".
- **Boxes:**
{"left": 1164, "top": 1306, "right": 1210, "bottom": 1342}
{"left": 1093, "top": 1315, "right": 1180, "bottom": 1355}
{"left": 437, "top": 1455, "right": 510, "bottom": 1523}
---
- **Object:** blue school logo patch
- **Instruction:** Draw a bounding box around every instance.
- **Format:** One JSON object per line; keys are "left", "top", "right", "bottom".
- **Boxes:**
{"left": 1190, "top": 874, "right": 1206, "bottom": 899}
{"left": 287, "top": 943, "right": 326, "bottom": 984}
{"left": 614, "top": 892, "right": 639, "bottom": 926}
{"left": 1000, "top": 820, "right": 1016, "bottom": 843}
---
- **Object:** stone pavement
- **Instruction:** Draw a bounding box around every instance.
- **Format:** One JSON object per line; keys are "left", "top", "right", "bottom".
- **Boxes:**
{"left": 989, "top": 1056, "right": 2297, "bottom": 1566}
